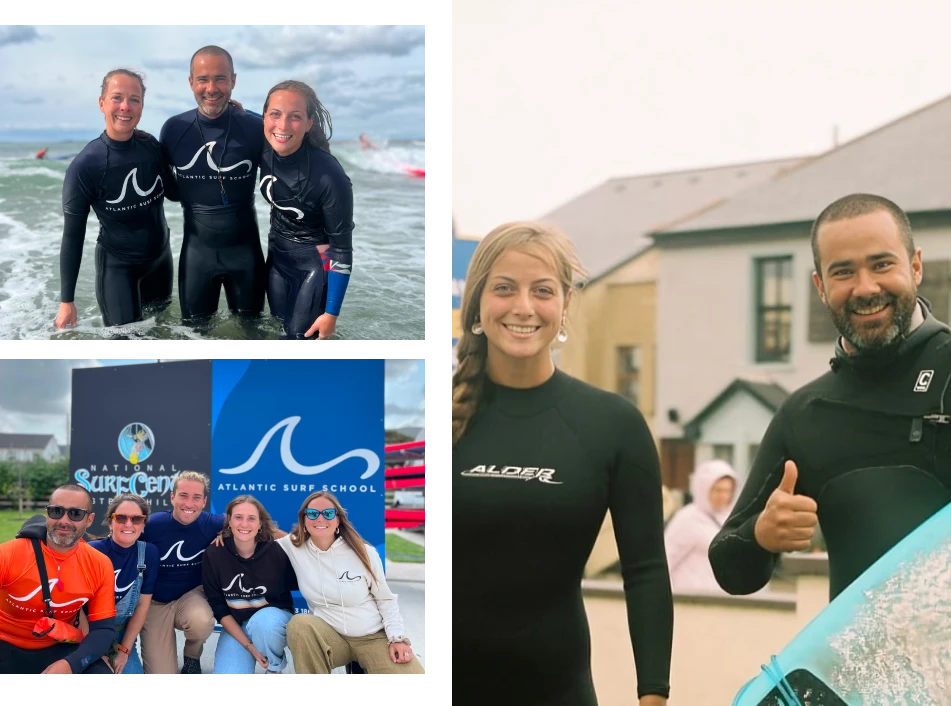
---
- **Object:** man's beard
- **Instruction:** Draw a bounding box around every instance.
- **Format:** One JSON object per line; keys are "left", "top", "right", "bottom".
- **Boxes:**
{"left": 47, "top": 526, "right": 82, "bottom": 549}
{"left": 827, "top": 289, "right": 917, "bottom": 354}
{"left": 199, "top": 95, "right": 228, "bottom": 118}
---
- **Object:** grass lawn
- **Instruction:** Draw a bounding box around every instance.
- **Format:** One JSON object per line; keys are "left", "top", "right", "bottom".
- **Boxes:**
{"left": 0, "top": 508, "right": 44, "bottom": 543}
{"left": 385, "top": 533, "right": 424, "bottom": 563}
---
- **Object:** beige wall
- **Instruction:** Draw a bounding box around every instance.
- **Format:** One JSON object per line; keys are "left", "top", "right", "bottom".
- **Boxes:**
{"left": 585, "top": 572, "right": 829, "bottom": 706}
{"left": 655, "top": 228, "right": 951, "bottom": 439}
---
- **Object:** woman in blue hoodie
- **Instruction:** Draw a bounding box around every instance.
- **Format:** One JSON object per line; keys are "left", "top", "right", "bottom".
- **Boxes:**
{"left": 201, "top": 495, "right": 297, "bottom": 674}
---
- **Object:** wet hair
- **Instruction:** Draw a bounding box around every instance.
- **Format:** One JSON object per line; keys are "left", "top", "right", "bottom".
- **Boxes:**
{"left": 101, "top": 493, "right": 151, "bottom": 530}
{"left": 263, "top": 80, "right": 333, "bottom": 153}
{"left": 810, "top": 193, "right": 915, "bottom": 277}
{"left": 289, "top": 491, "right": 376, "bottom": 581}
{"left": 99, "top": 68, "right": 152, "bottom": 140}
{"left": 51, "top": 483, "right": 93, "bottom": 511}
{"left": 190, "top": 45, "right": 234, "bottom": 76}
{"left": 171, "top": 470, "right": 210, "bottom": 497}
{"left": 452, "top": 221, "right": 586, "bottom": 445}
{"left": 221, "top": 495, "right": 277, "bottom": 543}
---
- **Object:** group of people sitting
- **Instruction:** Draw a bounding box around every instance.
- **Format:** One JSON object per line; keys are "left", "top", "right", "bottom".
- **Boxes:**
{"left": 0, "top": 472, "right": 423, "bottom": 674}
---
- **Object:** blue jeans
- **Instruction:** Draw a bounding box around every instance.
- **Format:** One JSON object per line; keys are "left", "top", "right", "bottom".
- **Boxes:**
{"left": 213, "top": 607, "right": 293, "bottom": 674}
{"left": 115, "top": 624, "right": 144, "bottom": 674}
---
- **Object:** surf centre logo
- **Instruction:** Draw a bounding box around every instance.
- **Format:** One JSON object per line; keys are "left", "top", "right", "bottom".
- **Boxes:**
{"left": 118, "top": 423, "right": 154, "bottom": 464}
{"left": 339, "top": 570, "right": 363, "bottom": 582}
{"left": 260, "top": 175, "right": 304, "bottom": 220}
{"left": 460, "top": 464, "right": 562, "bottom": 485}
{"left": 106, "top": 168, "right": 163, "bottom": 204}
{"left": 915, "top": 370, "right": 934, "bottom": 392}
{"left": 177, "top": 141, "right": 252, "bottom": 174}
{"left": 219, "top": 416, "right": 380, "bottom": 479}
{"left": 114, "top": 570, "right": 134, "bottom": 593}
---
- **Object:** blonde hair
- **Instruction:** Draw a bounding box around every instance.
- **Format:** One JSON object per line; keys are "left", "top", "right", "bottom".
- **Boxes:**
{"left": 289, "top": 491, "right": 377, "bottom": 582}
{"left": 451, "top": 221, "right": 586, "bottom": 445}
{"left": 172, "top": 471, "right": 210, "bottom": 497}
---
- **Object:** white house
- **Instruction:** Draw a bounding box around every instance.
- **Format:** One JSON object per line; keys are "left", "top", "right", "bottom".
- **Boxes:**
{"left": 651, "top": 94, "right": 951, "bottom": 487}
{"left": 0, "top": 434, "right": 63, "bottom": 463}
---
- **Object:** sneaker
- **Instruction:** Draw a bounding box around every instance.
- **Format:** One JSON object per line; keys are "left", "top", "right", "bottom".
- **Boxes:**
{"left": 181, "top": 656, "right": 201, "bottom": 674}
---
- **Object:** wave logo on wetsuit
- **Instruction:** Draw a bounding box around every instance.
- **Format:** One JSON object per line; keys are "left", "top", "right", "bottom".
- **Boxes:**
{"left": 9, "top": 580, "right": 90, "bottom": 609}
{"left": 177, "top": 141, "right": 252, "bottom": 175}
{"left": 259, "top": 175, "right": 304, "bottom": 220}
{"left": 160, "top": 540, "right": 205, "bottom": 562}
{"left": 218, "top": 416, "right": 380, "bottom": 479}
{"left": 106, "top": 168, "right": 163, "bottom": 204}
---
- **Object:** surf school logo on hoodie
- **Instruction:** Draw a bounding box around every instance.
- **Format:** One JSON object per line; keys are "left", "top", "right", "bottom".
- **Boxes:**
{"left": 104, "top": 167, "right": 164, "bottom": 212}
{"left": 459, "top": 464, "right": 561, "bottom": 485}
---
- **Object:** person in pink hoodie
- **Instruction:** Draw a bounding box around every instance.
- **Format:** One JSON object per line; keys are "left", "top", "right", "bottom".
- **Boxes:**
{"left": 664, "top": 460, "right": 737, "bottom": 594}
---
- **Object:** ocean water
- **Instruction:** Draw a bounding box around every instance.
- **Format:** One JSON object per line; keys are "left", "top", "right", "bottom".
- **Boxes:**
{"left": 0, "top": 139, "right": 425, "bottom": 340}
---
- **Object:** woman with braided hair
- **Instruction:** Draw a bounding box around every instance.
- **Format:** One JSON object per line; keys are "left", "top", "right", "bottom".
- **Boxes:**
{"left": 452, "top": 222, "right": 673, "bottom": 706}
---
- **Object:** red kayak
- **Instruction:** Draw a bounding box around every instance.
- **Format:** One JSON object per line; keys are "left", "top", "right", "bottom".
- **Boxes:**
{"left": 402, "top": 167, "right": 425, "bottom": 178}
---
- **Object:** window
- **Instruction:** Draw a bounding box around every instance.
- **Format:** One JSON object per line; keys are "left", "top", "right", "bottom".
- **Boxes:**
{"left": 755, "top": 257, "right": 793, "bottom": 362}
{"left": 616, "top": 346, "right": 641, "bottom": 407}
{"left": 712, "top": 444, "right": 734, "bottom": 466}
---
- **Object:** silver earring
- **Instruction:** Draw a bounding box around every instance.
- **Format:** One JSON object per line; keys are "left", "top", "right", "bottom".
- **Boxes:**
{"left": 557, "top": 326, "right": 568, "bottom": 343}
{"left": 471, "top": 321, "right": 484, "bottom": 335}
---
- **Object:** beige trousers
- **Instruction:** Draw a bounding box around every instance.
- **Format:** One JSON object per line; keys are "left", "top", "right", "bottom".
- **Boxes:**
{"left": 286, "top": 614, "right": 424, "bottom": 674}
{"left": 140, "top": 586, "right": 216, "bottom": 674}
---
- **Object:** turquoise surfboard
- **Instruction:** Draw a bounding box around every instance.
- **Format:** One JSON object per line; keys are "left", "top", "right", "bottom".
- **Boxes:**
{"left": 733, "top": 501, "right": 951, "bottom": 705}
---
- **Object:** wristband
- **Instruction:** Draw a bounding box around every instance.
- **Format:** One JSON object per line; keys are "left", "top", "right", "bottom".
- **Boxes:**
{"left": 245, "top": 641, "right": 253, "bottom": 651}
{"left": 116, "top": 643, "right": 130, "bottom": 655}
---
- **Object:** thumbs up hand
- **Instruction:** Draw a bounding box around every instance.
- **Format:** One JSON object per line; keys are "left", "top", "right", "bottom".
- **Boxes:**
{"left": 754, "top": 460, "right": 819, "bottom": 553}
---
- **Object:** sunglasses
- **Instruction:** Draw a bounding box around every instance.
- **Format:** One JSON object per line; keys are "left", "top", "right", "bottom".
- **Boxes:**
{"left": 112, "top": 514, "right": 146, "bottom": 526}
{"left": 46, "top": 505, "right": 90, "bottom": 522}
{"left": 304, "top": 508, "right": 338, "bottom": 521}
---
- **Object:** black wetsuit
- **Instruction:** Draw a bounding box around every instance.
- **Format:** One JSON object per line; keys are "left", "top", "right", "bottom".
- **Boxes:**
{"left": 259, "top": 141, "right": 354, "bottom": 339}
{"left": 453, "top": 369, "right": 673, "bottom": 705}
{"left": 61, "top": 131, "right": 177, "bottom": 326}
{"left": 160, "top": 106, "right": 265, "bottom": 318}
{"left": 710, "top": 300, "right": 951, "bottom": 600}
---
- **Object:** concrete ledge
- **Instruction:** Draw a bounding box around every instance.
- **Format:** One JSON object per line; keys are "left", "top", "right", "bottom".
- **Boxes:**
{"left": 582, "top": 578, "right": 797, "bottom": 610}
{"left": 781, "top": 551, "right": 829, "bottom": 576}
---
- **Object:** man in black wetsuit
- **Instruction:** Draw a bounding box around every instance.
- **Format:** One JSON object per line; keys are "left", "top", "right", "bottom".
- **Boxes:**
{"left": 710, "top": 193, "right": 951, "bottom": 602}
{"left": 160, "top": 45, "right": 265, "bottom": 321}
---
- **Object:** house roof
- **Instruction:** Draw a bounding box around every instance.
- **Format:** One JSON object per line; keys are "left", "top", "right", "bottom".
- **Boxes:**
{"left": 658, "top": 94, "right": 951, "bottom": 236}
{"left": 0, "top": 433, "right": 56, "bottom": 450}
{"left": 684, "top": 379, "right": 788, "bottom": 440}
{"left": 537, "top": 156, "right": 805, "bottom": 282}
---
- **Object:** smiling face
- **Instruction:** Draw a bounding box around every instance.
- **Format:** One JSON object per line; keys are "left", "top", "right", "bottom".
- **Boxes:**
{"left": 109, "top": 500, "right": 146, "bottom": 548}
{"left": 170, "top": 479, "right": 208, "bottom": 525}
{"left": 304, "top": 496, "right": 339, "bottom": 543}
{"left": 812, "top": 209, "right": 922, "bottom": 354}
{"left": 189, "top": 53, "right": 235, "bottom": 119}
{"left": 479, "top": 247, "right": 568, "bottom": 381}
{"left": 98, "top": 74, "right": 143, "bottom": 141}
{"left": 228, "top": 502, "right": 262, "bottom": 544}
{"left": 46, "top": 488, "right": 94, "bottom": 551}
{"left": 264, "top": 90, "right": 314, "bottom": 157}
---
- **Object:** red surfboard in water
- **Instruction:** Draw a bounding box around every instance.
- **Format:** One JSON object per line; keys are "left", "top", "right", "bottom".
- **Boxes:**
{"left": 402, "top": 167, "right": 425, "bottom": 178}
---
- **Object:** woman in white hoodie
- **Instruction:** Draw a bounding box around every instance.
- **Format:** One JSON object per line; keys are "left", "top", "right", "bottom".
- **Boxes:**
{"left": 664, "top": 460, "right": 737, "bottom": 595}
{"left": 277, "top": 491, "right": 424, "bottom": 673}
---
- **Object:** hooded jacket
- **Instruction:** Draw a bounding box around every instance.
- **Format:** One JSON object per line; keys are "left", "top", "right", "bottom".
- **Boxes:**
{"left": 276, "top": 535, "right": 407, "bottom": 642}
{"left": 664, "top": 460, "right": 738, "bottom": 594}
{"left": 201, "top": 536, "right": 297, "bottom": 624}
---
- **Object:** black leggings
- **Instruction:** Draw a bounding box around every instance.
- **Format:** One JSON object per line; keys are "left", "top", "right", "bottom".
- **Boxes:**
{"left": 266, "top": 237, "right": 328, "bottom": 340}
{"left": 95, "top": 241, "right": 173, "bottom": 327}
{"left": 178, "top": 207, "right": 266, "bottom": 319}
{"left": 0, "top": 639, "right": 112, "bottom": 674}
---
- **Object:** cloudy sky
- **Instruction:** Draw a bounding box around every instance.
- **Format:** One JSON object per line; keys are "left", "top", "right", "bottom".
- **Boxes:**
{"left": 455, "top": 0, "right": 951, "bottom": 235}
{"left": 0, "top": 25, "right": 424, "bottom": 140}
{"left": 0, "top": 359, "right": 424, "bottom": 445}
